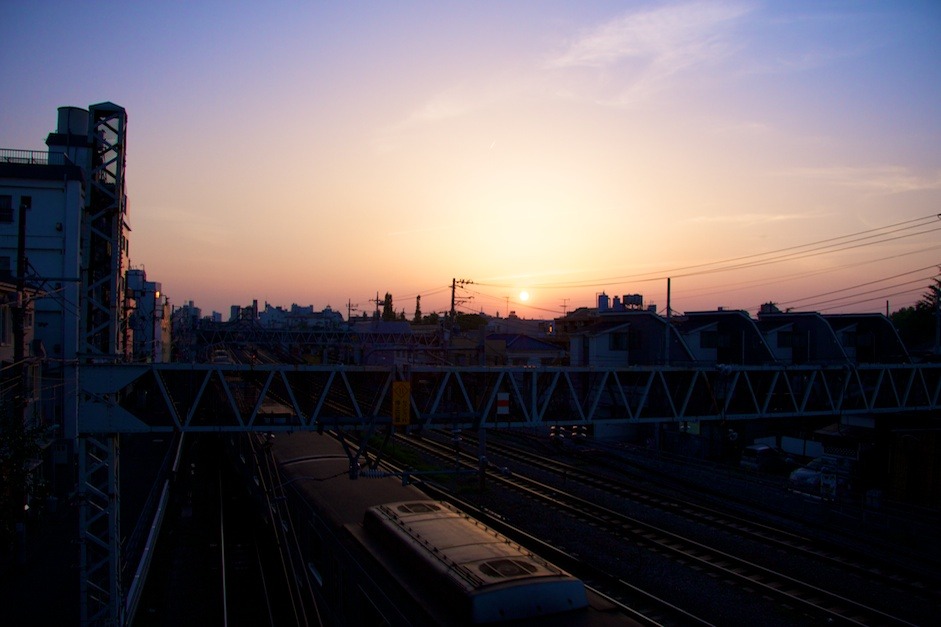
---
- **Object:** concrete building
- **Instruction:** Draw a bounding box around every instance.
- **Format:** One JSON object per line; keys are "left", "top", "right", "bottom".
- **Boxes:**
{"left": 126, "top": 267, "right": 170, "bottom": 362}
{"left": 822, "top": 313, "right": 910, "bottom": 364}
{"left": 556, "top": 293, "right": 685, "bottom": 367}
{"left": 170, "top": 300, "right": 202, "bottom": 362}
{"left": 558, "top": 292, "right": 910, "bottom": 369}
{"left": 676, "top": 310, "right": 778, "bottom": 365}
{"left": 484, "top": 333, "right": 567, "bottom": 366}
{"left": 1, "top": 103, "right": 170, "bottom": 430}
{"left": 1, "top": 126, "right": 86, "bottom": 440}
{"left": 258, "top": 302, "right": 344, "bottom": 330}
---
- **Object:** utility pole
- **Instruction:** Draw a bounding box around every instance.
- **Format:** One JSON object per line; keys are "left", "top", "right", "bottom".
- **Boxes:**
{"left": 934, "top": 285, "right": 940, "bottom": 355}
{"left": 664, "top": 277, "right": 671, "bottom": 366}
{"left": 13, "top": 196, "right": 27, "bottom": 399}
{"left": 448, "top": 278, "right": 473, "bottom": 327}
{"left": 10, "top": 196, "right": 29, "bottom": 564}
{"left": 561, "top": 298, "right": 570, "bottom": 316}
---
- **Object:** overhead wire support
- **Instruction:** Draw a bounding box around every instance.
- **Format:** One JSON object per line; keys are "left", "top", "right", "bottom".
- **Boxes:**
{"left": 449, "top": 278, "right": 474, "bottom": 325}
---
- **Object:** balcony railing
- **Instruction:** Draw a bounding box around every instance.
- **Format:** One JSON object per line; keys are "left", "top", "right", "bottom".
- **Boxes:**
{"left": 0, "top": 148, "right": 68, "bottom": 165}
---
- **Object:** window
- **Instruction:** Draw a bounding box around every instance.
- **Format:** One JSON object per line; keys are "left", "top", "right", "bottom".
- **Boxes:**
{"left": 0, "top": 304, "right": 9, "bottom": 345}
{"left": 609, "top": 332, "right": 629, "bottom": 351}
{"left": 0, "top": 195, "right": 12, "bottom": 223}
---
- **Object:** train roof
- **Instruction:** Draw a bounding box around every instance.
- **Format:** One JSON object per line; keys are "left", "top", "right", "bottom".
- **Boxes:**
{"left": 265, "top": 431, "right": 635, "bottom": 625}
{"left": 364, "top": 500, "right": 588, "bottom": 623}
{"left": 270, "top": 432, "right": 432, "bottom": 526}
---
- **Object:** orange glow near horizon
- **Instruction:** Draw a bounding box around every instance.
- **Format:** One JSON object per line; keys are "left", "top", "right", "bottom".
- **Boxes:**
{"left": 3, "top": 3, "right": 940, "bottom": 318}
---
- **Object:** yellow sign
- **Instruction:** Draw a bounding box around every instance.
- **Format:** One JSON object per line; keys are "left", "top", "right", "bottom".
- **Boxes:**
{"left": 392, "top": 381, "right": 411, "bottom": 426}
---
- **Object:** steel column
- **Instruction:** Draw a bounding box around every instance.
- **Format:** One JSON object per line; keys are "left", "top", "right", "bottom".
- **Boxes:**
{"left": 78, "top": 434, "right": 121, "bottom": 627}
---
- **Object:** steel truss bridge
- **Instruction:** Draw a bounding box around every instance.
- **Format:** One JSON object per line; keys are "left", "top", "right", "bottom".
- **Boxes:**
{"left": 77, "top": 361, "right": 941, "bottom": 626}
{"left": 82, "top": 362, "right": 941, "bottom": 433}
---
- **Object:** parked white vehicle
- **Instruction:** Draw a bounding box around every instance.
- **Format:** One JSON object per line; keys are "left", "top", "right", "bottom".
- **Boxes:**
{"left": 787, "top": 455, "right": 856, "bottom": 499}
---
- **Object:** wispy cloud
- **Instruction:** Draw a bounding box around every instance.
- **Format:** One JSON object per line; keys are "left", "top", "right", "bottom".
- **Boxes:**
{"left": 374, "top": 79, "right": 521, "bottom": 153}
{"left": 400, "top": 92, "right": 478, "bottom": 126}
{"left": 782, "top": 166, "right": 941, "bottom": 195}
{"left": 379, "top": 1, "right": 755, "bottom": 147}
{"left": 687, "top": 212, "right": 808, "bottom": 225}
{"left": 547, "top": 1, "right": 753, "bottom": 104}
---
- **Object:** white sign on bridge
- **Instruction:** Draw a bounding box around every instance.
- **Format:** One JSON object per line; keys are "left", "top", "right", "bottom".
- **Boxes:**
{"left": 497, "top": 392, "right": 509, "bottom": 415}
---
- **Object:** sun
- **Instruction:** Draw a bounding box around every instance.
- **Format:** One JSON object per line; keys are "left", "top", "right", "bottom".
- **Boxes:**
{"left": 519, "top": 290, "right": 530, "bottom": 302}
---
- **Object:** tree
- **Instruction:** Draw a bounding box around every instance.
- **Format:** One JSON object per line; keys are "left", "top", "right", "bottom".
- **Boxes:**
{"left": 413, "top": 295, "right": 422, "bottom": 324}
{"left": 0, "top": 395, "right": 41, "bottom": 560}
{"left": 381, "top": 292, "right": 395, "bottom": 321}
{"left": 454, "top": 312, "right": 487, "bottom": 331}
{"left": 890, "top": 270, "right": 941, "bottom": 353}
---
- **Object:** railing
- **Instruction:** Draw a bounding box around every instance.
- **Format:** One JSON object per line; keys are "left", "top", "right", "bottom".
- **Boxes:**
{"left": 0, "top": 148, "right": 68, "bottom": 165}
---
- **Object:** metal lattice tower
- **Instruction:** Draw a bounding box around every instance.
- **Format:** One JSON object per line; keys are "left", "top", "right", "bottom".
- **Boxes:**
{"left": 77, "top": 102, "right": 129, "bottom": 627}
{"left": 82, "top": 102, "right": 129, "bottom": 359}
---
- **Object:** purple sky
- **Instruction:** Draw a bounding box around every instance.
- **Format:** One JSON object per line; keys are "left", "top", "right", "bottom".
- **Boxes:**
{"left": 2, "top": 1, "right": 939, "bottom": 318}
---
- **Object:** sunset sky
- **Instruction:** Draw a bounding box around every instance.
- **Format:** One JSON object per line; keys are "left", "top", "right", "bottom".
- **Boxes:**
{"left": 2, "top": 1, "right": 940, "bottom": 319}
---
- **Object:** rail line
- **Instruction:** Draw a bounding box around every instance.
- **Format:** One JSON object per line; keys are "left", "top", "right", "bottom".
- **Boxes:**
{"left": 479, "top": 434, "right": 939, "bottom": 600}
{"left": 373, "top": 440, "right": 704, "bottom": 626}
{"left": 400, "top": 434, "right": 924, "bottom": 626}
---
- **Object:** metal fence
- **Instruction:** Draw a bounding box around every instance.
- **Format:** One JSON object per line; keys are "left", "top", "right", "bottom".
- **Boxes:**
{"left": 0, "top": 148, "right": 68, "bottom": 165}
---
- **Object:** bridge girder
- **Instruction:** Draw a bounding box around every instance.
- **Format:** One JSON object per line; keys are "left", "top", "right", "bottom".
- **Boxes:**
{"left": 79, "top": 363, "right": 941, "bottom": 434}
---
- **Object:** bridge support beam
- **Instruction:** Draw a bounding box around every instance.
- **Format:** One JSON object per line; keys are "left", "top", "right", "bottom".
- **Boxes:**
{"left": 78, "top": 434, "right": 122, "bottom": 627}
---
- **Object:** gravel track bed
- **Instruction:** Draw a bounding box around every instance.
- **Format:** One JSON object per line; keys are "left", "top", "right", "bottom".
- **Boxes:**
{"left": 413, "top": 433, "right": 940, "bottom": 626}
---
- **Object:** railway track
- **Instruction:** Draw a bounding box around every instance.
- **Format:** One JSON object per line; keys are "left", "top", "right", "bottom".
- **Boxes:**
{"left": 480, "top": 434, "right": 939, "bottom": 600}
{"left": 374, "top": 441, "right": 703, "bottom": 626}
{"left": 398, "top": 433, "right": 929, "bottom": 626}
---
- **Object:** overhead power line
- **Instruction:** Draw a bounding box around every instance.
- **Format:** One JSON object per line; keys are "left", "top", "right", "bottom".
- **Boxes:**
{"left": 801, "top": 284, "right": 934, "bottom": 312}
{"left": 676, "top": 243, "right": 941, "bottom": 303}
{"left": 781, "top": 275, "right": 936, "bottom": 311}
{"left": 776, "top": 264, "right": 940, "bottom": 308}
{"left": 476, "top": 212, "right": 940, "bottom": 291}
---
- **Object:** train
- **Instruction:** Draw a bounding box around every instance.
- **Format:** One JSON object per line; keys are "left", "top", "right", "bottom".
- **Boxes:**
{"left": 232, "top": 430, "right": 638, "bottom": 626}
